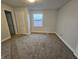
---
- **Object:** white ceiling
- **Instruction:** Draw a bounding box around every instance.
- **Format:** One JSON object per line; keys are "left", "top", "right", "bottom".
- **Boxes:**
{"left": 2, "top": 0, "right": 70, "bottom": 10}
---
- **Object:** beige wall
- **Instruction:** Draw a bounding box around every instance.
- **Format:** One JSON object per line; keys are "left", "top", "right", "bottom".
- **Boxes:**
{"left": 30, "top": 10, "right": 57, "bottom": 33}
{"left": 1, "top": 3, "right": 17, "bottom": 41}
{"left": 14, "top": 8, "right": 31, "bottom": 34}
{"left": 56, "top": 0, "right": 78, "bottom": 56}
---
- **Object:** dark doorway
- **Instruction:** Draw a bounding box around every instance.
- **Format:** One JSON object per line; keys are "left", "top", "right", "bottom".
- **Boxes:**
{"left": 5, "top": 10, "right": 15, "bottom": 36}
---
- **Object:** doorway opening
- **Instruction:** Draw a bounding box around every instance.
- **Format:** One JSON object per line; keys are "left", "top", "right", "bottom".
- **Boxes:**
{"left": 5, "top": 10, "right": 15, "bottom": 36}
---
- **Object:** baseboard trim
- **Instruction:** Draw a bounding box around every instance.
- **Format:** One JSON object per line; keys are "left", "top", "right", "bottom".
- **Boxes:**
{"left": 16, "top": 33, "right": 31, "bottom": 35}
{"left": 1, "top": 36, "right": 11, "bottom": 43}
{"left": 31, "top": 32, "right": 55, "bottom": 34}
{"left": 55, "top": 33, "right": 77, "bottom": 58}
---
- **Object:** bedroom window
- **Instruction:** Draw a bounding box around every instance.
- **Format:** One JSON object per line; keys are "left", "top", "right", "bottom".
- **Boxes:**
{"left": 33, "top": 13, "right": 43, "bottom": 27}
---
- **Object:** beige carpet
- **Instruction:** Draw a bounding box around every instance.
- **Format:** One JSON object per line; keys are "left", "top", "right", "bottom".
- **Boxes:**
{"left": 1, "top": 34, "right": 77, "bottom": 59}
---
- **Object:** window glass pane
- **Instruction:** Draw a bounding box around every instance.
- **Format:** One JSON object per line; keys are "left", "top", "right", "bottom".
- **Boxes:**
{"left": 33, "top": 21, "right": 43, "bottom": 27}
{"left": 33, "top": 14, "right": 43, "bottom": 21}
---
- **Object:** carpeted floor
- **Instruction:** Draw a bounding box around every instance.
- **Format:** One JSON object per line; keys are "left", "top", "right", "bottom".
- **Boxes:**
{"left": 1, "top": 34, "right": 77, "bottom": 59}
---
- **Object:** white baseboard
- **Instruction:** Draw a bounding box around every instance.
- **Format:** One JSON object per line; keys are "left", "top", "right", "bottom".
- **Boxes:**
{"left": 16, "top": 33, "right": 31, "bottom": 35}
{"left": 55, "top": 33, "right": 77, "bottom": 58}
{"left": 1, "top": 36, "right": 11, "bottom": 43}
{"left": 31, "top": 31, "right": 56, "bottom": 34}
